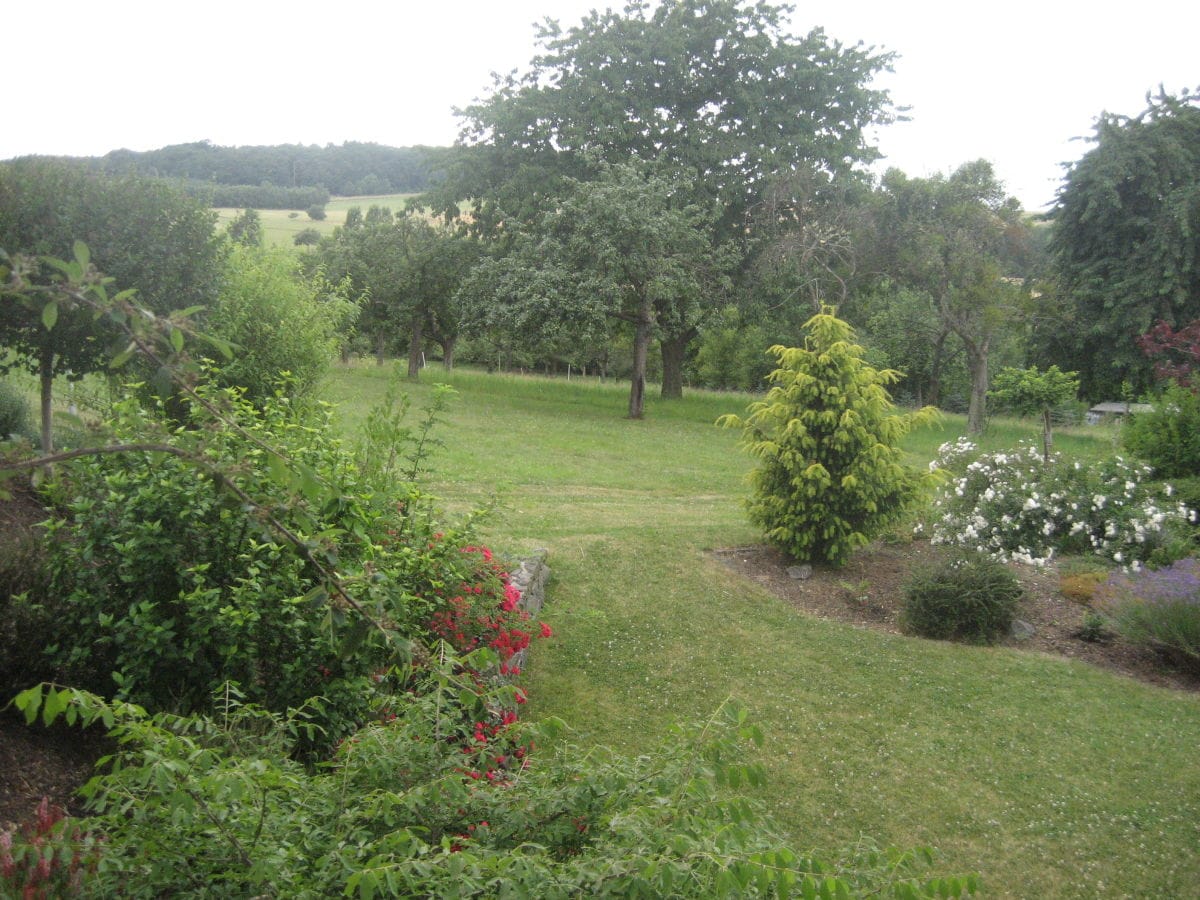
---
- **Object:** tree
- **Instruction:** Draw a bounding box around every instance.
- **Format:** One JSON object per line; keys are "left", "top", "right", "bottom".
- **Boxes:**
{"left": 205, "top": 245, "right": 357, "bottom": 402}
{"left": 0, "top": 160, "right": 222, "bottom": 449}
{"left": 1047, "top": 89, "right": 1200, "bottom": 398}
{"left": 432, "top": 0, "right": 895, "bottom": 396}
{"left": 317, "top": 214, "right": 475, "bottom": 377}
{"left": 226, "top": 208, "right": 263, "bottom": 247}
{"left": 718, "top": 309, "right": 939, "bottom": 566}
{"left": 293, "top": 227, "right": 321, "bottom": 247}
{"left": 870, "top": 161, "right": 1032, "bottom": 432}
{"left": 1137, "top": 318, "right": 1200, "bottom": 385}
{"left": 460, "top": 163, "right": 729, "bottom": 418}
{"left": 988, "top": 365, "right": 1080, "bottom": 462}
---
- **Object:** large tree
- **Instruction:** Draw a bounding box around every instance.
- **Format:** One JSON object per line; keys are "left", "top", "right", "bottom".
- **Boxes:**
{"left": 870, "top": 161, "right": 1031, "bottom": 432}
{"left": 1044, "top": 89, "right": 1200, "bottom": 398}
{"left": 431, "top": 0, "right": 895, "bottom": 396}
{"left": 459, "top": 163, "right": 729, "bottom": 418}
{"left": 0, "top": 160, "right": 222, "bottom": 450}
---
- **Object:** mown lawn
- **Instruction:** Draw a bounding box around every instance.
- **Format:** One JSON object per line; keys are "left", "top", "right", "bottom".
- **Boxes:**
{"left": 323, "top": 362, "right": 1200, "bottom": 898}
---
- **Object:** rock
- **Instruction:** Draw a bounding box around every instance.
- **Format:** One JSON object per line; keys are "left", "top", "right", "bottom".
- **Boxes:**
{"left": 1010, "top": 619, "right": 1036, "bottom": 640}
{"left": 786, "top": 564, "right": 813, "bottom": 581}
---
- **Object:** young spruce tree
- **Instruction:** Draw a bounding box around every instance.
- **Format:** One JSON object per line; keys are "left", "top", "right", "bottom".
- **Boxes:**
{"left": 719, "top": 308, "right": 940, "bottom": 566}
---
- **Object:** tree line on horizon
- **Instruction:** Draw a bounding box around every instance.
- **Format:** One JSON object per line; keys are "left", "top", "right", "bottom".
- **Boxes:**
{"left": 5, "top": 140, "right": 451, "bottom": 205}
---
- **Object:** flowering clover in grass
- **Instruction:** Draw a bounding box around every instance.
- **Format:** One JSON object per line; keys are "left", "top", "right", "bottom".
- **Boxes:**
{"left": 926, "top": 441, "right": 1194, "bottom": 568}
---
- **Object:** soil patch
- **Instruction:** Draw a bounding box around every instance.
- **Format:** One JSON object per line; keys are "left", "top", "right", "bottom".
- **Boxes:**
{"left": 713, "top": 539, "right": 1200, "bottom": 693}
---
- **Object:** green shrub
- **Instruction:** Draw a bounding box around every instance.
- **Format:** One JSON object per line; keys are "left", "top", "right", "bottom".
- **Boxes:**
{"left": 1123, "top": 380, "right": 1200, "bottom": 478}
{"left": 0, "top": 378, "right": 31, "bottom": 439}
{"left": 11, "top": 684, "right": 975, "bottom": 899}
{"left": 24, "top": 381, "right": 469, "bottom": 747}
{"left": 901, "top": 552, "right": 1023, "bottom": 643}
{"left": 204, "top": 244, "right": 356, "bottom": 402}
{"left": 719, "top": 309, "right": 939, "bottom": 566}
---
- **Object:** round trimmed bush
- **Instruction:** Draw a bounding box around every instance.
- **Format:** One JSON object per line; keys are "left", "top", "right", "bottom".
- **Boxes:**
{"left": 901, "top": 552, "right": 1023, "bottom": 643}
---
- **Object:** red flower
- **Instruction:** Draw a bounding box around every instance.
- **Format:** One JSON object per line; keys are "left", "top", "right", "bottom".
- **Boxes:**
{"left": 539, "top": 622, "right": 553, "bottom": 638}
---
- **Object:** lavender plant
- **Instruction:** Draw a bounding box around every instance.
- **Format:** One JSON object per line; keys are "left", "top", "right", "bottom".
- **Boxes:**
{"left": 1094, "top": 558, "right": 1200, "bottom": 671}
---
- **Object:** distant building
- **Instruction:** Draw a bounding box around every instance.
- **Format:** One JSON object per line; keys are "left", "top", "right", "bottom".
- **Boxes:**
{"left": 1085, "top": 401, "right": 1153, "bottom": 425}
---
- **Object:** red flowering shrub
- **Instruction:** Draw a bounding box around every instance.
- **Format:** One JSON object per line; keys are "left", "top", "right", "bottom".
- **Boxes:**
{"left": 1, "top": 797, "right": 101, "bottom": 899}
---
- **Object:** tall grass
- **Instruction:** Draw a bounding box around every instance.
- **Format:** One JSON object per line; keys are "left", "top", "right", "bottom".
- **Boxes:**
{"left": 321, "top": 362, "right": 1197, "bottom": 899}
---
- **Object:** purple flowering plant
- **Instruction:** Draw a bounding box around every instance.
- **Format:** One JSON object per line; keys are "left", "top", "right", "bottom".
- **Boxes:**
{"left": 1095, "top": 558, "right": 1200, "bottom": 671}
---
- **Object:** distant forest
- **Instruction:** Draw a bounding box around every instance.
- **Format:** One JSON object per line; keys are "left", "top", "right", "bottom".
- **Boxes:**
{"left": 73, "top": 141, "right": 450, "bottom": 206}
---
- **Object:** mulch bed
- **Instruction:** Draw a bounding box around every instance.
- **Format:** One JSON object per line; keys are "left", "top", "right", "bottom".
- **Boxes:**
{"left": 712, "top": 539, "right": 1200, "bottom": 693}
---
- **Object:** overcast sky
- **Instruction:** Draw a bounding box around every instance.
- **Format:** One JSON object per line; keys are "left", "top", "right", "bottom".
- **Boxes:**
{"left": 4, "top": 1, "right": 1196, "bottom": 211}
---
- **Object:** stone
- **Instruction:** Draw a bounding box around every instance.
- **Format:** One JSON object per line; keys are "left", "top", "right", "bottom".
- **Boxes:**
{"left": 1010, "top": 619, "right": 1036, "bottom": 640}
{"left": 786, "top": 564, "right": 813, "bottom": 581}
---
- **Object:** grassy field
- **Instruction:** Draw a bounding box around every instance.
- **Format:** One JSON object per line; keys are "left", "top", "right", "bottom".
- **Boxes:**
{"left": 322, "top": 362, "right": 1199, "bottom": 898}
{"left": 213, "top": 193, "right": 417, "bottom": 247}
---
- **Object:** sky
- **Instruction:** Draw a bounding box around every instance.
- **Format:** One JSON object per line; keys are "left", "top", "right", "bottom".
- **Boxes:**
{"left": 4, "top": 1, "right": 1196, "bottom": 211}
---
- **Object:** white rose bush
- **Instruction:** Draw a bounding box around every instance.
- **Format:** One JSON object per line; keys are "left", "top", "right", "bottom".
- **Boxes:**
{"left": 925, "top": 439, "right": 1195, "bottom": 569}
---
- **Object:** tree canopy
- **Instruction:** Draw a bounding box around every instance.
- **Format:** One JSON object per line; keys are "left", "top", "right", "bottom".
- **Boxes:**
{"left": 459, "top": 162, "right": 730, "bottom": 418}
{"left": 0, "top": 160, "right": 222, "bottom": 449}
{"left": 1047, "top": 88, "right": 1200, "bottom": 398}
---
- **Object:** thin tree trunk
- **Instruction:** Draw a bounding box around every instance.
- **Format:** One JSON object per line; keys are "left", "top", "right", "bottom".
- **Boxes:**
{"left": 375, "top": 333, "right": 387, "bottom": 366}
{"left": 406, "top": 317, "right": 424, "bottom": 380}
{"left": 39, "top": 346, "right": 54, "bottom": 454}
{"left": 927, "top": 327, "right": 949, "bottom": 407}
{"left": 659, "top": 328, "right": 695, "bottom": 400}
{"left": 964, "top": 338, "right": 990, "bottom": 435}
{"left": 628, "top": 306, "right": 652, "bottom": 419}
{"left": 441, "top": 336, "right": 456, "bottom": 371}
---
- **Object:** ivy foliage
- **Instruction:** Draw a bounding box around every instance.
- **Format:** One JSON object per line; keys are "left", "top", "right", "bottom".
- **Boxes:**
{"left": 720, "top": 309, "right": 940, "bottom": 566}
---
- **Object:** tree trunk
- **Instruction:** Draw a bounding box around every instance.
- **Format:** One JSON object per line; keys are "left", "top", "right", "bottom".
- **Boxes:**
{"left": 375, "top": 333, "right": 387, "bottom": 366}
{"left": 1042, "top": 408, "right": 1054, "bottom": 463}
{"left": 628, "top": 307, "right": 652, "bottom": 419}
{"left": 927, "top": 327, "right": 949, "bottom": 407}
{"left": 39, "top": 346, "right": 54, "bottom": 454}
{"left": 406, "top": 317, "right": 424, "bottom": 380}
{"left": 659, "top": 328, "right": 695, "bottom": 400}
{"left": 441, "top": 336, "right": 456, "bottom": 371}
{"left": 964, "top": 338, "right": 990, "bottom": 435}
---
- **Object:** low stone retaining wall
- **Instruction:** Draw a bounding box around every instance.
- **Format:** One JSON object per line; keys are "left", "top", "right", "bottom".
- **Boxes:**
{"left": 508, "top": 549, "right": 550, "bottom": 673}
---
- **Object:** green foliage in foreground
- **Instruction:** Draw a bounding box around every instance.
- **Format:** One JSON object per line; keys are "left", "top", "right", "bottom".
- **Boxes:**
{"left": 7, "top": 684, "right": 974, "bottom": 899}
{"left": 720, "top": 311, "right": 940, "bottom": 565}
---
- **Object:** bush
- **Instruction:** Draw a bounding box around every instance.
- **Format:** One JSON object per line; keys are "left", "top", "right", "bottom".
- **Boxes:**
{"left": 0, "top": 379, "right": 31, "bottom": 439}
{"left": 1094, "top": 558, "right": 1200, "bottom": 673}
{"left": 306, "top": 204, "right": 327, "bottom": 221}
{"left": 719, "top": 309, "right": 939, "bottom": 566}
{"left": 902, "top": 552, "right": 1023, "bottom": 643}
{"left": 10, "top": 685, "right": 974, "bottom": 899}
{"left": 926, "top": 440, "right": 1196, "bottom": 568}
{"left": 205, "top": 244, "right": 355, "bottom": 402}
{"left": 1123, "top": 379, "right": 1200, "bottom": 478}
{"left": 22, "top": 381, "right": 490, "bottom": 748}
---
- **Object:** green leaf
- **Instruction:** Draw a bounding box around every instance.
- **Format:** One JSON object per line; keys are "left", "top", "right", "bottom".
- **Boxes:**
{"left": 170, "top": 327, "right": 185, "bottom": 353}
{"left": 15, "top": 685, "right": 43, "bottom": 725}
{"left": 73, "top": 240, "right": 90, "bottom": 270}
{"left": 42, "top": 300, "right": 58, "bottom": 330}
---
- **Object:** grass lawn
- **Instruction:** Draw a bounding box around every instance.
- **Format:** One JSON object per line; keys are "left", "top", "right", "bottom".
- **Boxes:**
{"left": 214, "top": 193, "right": 418, "bottom": 247}
{"left": 321, "top": 362, "right": 1200, "bottom": 898}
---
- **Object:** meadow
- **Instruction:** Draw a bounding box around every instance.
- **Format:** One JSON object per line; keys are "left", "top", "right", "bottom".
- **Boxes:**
{"left": 213, "top": 193, "right": 417, "bottom": 246}
{"left": 323, "top": 362, "right": 1200, "bottom": 898}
